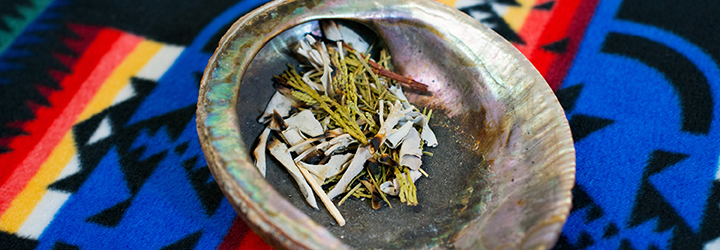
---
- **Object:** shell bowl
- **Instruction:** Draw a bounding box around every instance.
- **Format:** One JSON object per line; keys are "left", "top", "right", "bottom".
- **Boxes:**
{"left": 197, "top": 0, "right": 576, "bottom": 249}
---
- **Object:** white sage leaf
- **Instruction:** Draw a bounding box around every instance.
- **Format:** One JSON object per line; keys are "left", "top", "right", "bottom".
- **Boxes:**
{"left": 284, "top": 109, "right": 324, "bottom": 137}
{"left": 253, "top": 127, "right": 271, "bottom": 177}
{"left": 258, "top": 92, "right": 296, "bottom": 123}
{"left": 268, "top": 140, "right": 318, "bottom": 209}
{"left": 326, "top": 146, "right": 372, "bottom": 200}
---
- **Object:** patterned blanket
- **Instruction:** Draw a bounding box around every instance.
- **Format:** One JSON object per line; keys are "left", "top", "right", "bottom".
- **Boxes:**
{"left": 0, "top": 0, "right": 717, "bottom": 249}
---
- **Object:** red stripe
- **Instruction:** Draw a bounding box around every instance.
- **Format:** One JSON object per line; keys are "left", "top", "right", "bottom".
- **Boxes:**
{"left": 527, "top": 0, "right": 582, "bottom": 89}
{"left": 0, "top": 25, "right": 103, "bottom": 153}
{"left": 0, "top": 25, "right": 104, "bottom": 185}
{"left": 532, "top": 0, "right": 583, "bottom": 74}
{"left": 544, "top": 0, "right": 601, "bottom": 90}
{"left": 515, "top": 0, "right": 555, "bottom": 57}
{"left": 218, "top": 217, "right": 251, "bottom": 250}
{"left": 0, "top": 29, "right": 136, "bottom": 213}
{"left": 237, "top": 230, "right": 274, "bottom": 250}
{"left": 218, "top": 217, "right": 274, "bottom": 250}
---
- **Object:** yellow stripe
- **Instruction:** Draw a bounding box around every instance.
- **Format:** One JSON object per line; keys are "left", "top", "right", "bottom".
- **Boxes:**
{"left": 0, "top": 133, "right": 75, "bottom": 232}
{"left": 0, "top": 41, "right": 164, "bottom": 233}
{"left": 77, "top": 40, "right": 164, "bottom": 121}
{"left": 436, "top": 0, "right": 456, "bottom": 7}
{"left": 502, "top": 0, "right": 537, "bottom": 32}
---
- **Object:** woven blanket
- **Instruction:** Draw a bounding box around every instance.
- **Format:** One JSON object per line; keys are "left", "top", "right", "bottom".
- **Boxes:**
{"left": 1, "top": 0, "right": 718, "bottom": 249}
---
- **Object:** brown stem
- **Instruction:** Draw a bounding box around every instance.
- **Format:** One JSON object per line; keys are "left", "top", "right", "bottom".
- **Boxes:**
{"left": 342, "top": 43, "right": 429, "bottom": 92}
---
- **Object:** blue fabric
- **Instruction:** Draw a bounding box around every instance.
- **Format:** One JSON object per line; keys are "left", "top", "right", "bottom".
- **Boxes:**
{"left": 29, "top": 1, "right": 271, "bottom": 249}
{"left": 554, "top": 0, "right": 720, "bottom": 248}
{"left": 2, "top": 0, "right": 719, "bottom": 249}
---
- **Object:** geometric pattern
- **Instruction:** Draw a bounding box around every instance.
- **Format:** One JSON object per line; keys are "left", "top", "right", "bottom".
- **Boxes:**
{"left": 1, "top": 0, "right": 719, "bottom": 249}
{"left": 552, "top": 0, "right": 720, "bottom": 249}
{"left": 458, "top": 0, "right": 601, "bottom": 90}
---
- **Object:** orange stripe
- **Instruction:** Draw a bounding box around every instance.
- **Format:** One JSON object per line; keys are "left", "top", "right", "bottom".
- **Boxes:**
{"left": 435, "top": 0, "right": 456, "bottom": 7}
{"left": 515, "top": 0, "right": 555, "bottom": 57}
{"left": 0, "top": 27, "right": 104, "bottom": 186}
{"left": 77, "top": 40, "right": 164, "bottom": 121}
{"left": 0, "top": 133, "right": 75, "bottom": 232}
{"left": 0, "top": 27, "right": 105, "bottom": 188}
{"left": 0, "top": 30, "right": 142, "bottom": 214}
{"left": 503, "top": 0, "right": 538, "bottom": 32}
{"left": 0, "top": 39, "right": 163, "bottom": 232}
{"left": 528, "top": 0, "right": 583, "bottom": 75}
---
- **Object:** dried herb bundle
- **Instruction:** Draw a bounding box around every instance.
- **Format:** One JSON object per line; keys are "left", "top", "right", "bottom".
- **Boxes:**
{"left": 253, "top": 28, "right": 437, "bottom": 226}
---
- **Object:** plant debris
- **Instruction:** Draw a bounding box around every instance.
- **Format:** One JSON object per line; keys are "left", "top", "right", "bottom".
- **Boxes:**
{"left": 252, "top": 28, "right": 437, "bottom": 226}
